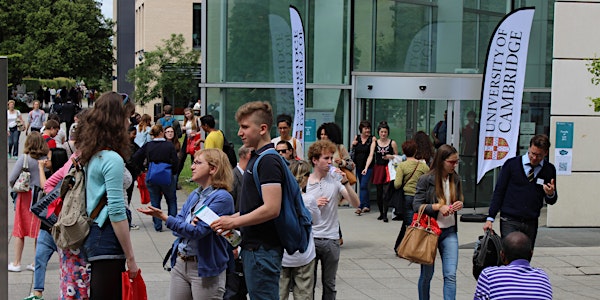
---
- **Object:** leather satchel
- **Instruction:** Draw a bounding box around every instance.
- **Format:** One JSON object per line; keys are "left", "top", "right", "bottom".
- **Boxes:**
{"left": 341, "top": 168, "right": 357, "bottom": 185}
{"left": 397, "top": 204, "right": 441, "bottom": 265}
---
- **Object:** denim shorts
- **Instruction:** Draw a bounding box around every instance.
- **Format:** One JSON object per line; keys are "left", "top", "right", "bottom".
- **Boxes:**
{"left": 83, "top": 221, "right": 125, "bottom": 262}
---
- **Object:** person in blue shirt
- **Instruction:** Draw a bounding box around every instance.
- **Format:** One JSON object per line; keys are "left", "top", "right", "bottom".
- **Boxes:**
{"left": 139, "top": 148, "right": 235, "bottom": 299}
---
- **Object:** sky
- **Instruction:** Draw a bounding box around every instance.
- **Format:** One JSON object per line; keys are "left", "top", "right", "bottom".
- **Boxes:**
{"left": 100, "top": 0, "right": 113, "bottom": 19}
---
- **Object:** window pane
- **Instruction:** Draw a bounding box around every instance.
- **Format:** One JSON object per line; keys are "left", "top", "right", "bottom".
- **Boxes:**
{"left": 206, "top": 87, "right": 350, "bottom": 150}
{"left": 193, "top": 3, "right": 201, "bottom": 49}
{"left": 206, "top": 0, "right": 350, "bottom": 84}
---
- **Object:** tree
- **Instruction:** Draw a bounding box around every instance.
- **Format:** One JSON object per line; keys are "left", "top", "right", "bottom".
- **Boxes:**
{"left": 586, "top": 57, "right": 600, "bottom": 112}
{"left": 127, "top": 34, "right": 200, "bottom": 106}
{"left": 0, "top": 0, "right": 114, "bottom": 85}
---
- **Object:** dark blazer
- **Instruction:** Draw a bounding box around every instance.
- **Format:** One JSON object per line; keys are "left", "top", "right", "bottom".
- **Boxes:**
{"left": 413, "top": 172, "right": 463, "bottom": 226}
{"left": 230, "top": 166, "right": 243, "bottom": 212}
{"left": 488, "top": 156, "right": 557, "bottom": 220}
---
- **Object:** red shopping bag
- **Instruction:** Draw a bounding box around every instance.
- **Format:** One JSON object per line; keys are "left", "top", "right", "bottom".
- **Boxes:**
{"left": 122, "top": 269, "right": 148, "bottom": 300}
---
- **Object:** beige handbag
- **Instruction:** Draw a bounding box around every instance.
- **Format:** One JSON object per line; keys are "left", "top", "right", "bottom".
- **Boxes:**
{"left": 397, "top": 205, "right": 440, "bottom": 265}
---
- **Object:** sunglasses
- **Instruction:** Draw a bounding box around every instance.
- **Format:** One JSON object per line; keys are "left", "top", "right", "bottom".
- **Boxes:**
{"left": 120, "top": 93, "right": 129, "bottom": 105}
{"left": 277, "top": 149, "right": 290, "bottom": 153}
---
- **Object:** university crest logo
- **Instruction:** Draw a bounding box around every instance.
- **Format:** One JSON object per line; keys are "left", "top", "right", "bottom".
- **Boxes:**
{"left": 483, "top": 137, "right": 509, "bottom": 160}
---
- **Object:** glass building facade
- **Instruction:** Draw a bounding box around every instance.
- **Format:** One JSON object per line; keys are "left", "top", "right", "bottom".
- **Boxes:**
{"left": 200, "top": 0, "right": 555, "bottom": 208}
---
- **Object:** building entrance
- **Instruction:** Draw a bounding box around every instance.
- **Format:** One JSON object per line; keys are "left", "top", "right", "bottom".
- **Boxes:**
{"left": 353, "top": 73, "right": 494, "bottom": 210}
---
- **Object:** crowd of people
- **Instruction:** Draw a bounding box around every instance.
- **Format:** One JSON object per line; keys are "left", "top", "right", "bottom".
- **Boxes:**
{"left": 7, "top": 95, "right": 556, "bottom": 300}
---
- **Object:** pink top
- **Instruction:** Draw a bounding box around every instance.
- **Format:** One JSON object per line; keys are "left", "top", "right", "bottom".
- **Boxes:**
{"left": 44, "top": 154, "right": 76, "bottom": 193}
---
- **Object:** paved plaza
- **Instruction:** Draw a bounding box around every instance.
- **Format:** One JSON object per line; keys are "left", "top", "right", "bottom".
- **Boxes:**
{"left": 6, "top": 156, "right": 600, "bottom": 299}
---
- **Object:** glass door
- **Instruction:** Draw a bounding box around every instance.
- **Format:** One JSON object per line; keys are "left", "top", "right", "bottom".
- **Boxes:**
{"left": 359, "top": 98, "right": 495, "bottom": 209}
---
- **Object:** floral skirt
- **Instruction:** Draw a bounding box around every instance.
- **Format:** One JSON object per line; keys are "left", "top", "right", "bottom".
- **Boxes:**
{"left": 59, "top": 248, "right": 90, "bottom": 300}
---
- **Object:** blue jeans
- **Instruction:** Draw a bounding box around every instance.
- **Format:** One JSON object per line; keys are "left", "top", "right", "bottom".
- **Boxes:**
{"left": 418, "top": 226, "right": 458, "bottom": 300}
{"left": 33, "top": 230, "right": 57, "bottom": 291}
{"left": 357, "top": 168, "right": 372, "bottom": 209}
{"left": 242, "top": 246, "right": 283, "bottom": 300}
{"left": 146, "top": 180, "right": 177, "bottom": 231}
{"left": 8, "top": 127, "right": 20, "bottom": 157}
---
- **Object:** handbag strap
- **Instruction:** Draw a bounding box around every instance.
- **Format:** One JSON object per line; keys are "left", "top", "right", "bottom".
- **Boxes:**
{"left": 417, "top": 204, "right": 434, "bottom": 230}
{"left": 400, "top": 162, "right": 419, "bottom": 189}
{"left": 22, "top": 154, "right": 29, "bottom": 170}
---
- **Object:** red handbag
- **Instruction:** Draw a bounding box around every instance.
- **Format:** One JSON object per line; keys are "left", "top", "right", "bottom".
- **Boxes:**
{"left": 122, "top": 269, "right": 147, "bottom": 300}
{"left": 186, "top": 134, "right": 202, "bottom": 155}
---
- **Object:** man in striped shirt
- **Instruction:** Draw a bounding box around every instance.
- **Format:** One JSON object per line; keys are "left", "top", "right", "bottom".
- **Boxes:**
{"left": 474, "top": 232, "right": 552, "bottom": 300}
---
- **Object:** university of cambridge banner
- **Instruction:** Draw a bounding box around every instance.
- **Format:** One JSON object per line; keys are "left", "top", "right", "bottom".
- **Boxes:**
{"left": 477, "top": 8, "right": 535, "bottom": 184}
{"left": 290, "top": 6, "right": 305, "bottom": 150}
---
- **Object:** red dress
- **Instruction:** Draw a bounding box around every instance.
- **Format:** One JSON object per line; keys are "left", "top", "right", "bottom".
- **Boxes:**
{"left": 12, "top": 191, "right": 41, "bottom": 238}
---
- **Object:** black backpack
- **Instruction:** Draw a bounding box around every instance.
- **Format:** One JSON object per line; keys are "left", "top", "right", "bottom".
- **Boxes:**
{"left": 220, "top": 130, "right": 237, "bottom": 168}
{"left": 472, "top": 229, "right": 503, "bottom": 279}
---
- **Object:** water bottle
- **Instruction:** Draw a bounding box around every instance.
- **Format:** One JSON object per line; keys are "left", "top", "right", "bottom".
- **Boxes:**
{"left": 329, "top": 165, "right": 343, "bottom": 182}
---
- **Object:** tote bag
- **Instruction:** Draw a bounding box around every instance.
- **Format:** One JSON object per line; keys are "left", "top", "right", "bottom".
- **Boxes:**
{"left": 146, "top": 162, "right": 172, "bottom": 186}
{"left": 397, "top": 204, "right": 440, "bottom": 265}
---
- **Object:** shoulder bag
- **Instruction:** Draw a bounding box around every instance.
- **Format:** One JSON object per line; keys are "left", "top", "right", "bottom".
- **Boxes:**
{"left": 145, "top": 144, "right": 172, "bottom": 186}
{"left": 397, "top": 204, "right": 441, "bottom": 265}
{"left": 12, "top": 155, "right": 31, "bottom": 192}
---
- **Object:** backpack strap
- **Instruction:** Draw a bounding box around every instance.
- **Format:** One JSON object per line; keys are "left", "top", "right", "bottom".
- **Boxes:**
{"left": 89, "top": 195, "right": 107, "bottom": 219}
{"left": 251, "top": 149, "right": 282, "bottom": 197}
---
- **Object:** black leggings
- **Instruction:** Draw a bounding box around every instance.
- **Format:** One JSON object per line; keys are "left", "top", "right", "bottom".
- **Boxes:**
{"left": 90, "top": 259, "right": 125, "bottom": 299}
{"left": 376, "top": 184, "right": 388, "bottom": 217}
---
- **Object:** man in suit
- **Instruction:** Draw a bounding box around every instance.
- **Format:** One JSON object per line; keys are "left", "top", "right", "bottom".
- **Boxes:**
{"left": 484, "top": 134, "right": 557, "bottom": 248}
{"left": 231, "top": 145, "right": 252, "bottom": 211}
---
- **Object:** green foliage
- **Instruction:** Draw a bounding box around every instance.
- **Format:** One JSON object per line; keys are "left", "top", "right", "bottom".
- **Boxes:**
{"left": 0, "top": 0, "right": 114, "bottom": 85}
{"left": 22, "top": 78, "right": 41, "bottom": 92}
{"left": 127, "top": 34, "right": 200, "bottom": 106}
{"left": 586, "top": 57, "right": 600, "bottom": 112}
{"left": 54, "top": 77, "right": 76, "bottom": 89}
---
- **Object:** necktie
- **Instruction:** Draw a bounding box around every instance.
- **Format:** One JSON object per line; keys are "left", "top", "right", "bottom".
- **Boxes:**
{"left": 527, "top": 166, "right": 535, "bottom": 182}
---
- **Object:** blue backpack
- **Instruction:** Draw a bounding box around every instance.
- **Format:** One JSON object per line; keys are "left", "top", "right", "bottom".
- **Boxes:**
{"left": 252, "top": 149, "right": 312, "bottom": 255}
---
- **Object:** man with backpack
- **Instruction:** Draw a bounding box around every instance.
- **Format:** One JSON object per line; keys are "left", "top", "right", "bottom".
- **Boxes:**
{"left": 157, "top": 105, "right": 182, "bottom": 138}
{"left": 210, "top": 101, "right": 284, "bottom": 300}
{"left": 306, "top": 140, "right": 359, "bottom": 300}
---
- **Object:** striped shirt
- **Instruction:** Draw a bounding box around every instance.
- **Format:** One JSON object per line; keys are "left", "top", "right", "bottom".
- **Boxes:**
{"left": 474, "top": 259, "right": 552, "bottom": 300}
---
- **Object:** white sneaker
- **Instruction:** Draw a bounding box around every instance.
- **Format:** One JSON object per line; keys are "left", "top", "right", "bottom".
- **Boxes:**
{"left": 8, "top": 263, "right": 21, "bottom": 272}
{"left": 26, "top": 264, "right": 35, "bottom": 271}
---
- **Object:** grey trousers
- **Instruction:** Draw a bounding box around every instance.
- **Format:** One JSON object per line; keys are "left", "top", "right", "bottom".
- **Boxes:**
{"left": 169, "top": 256, "right": 226, "bottom": 300}
{"left": 313, "top": 238, "right": 340, "bottom": 300}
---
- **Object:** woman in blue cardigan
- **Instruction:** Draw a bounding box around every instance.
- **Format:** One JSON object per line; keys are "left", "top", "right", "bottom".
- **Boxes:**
{"left": 139, "top": 148, "right": 234, "bottom": 299}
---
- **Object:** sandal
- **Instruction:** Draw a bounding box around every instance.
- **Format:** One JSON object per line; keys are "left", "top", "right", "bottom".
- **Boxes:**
{"left": 355, "top": 209, "right": 362, "bottom": 216}
{"left": 362, "top": 207, "right": 370, "bottom": 213}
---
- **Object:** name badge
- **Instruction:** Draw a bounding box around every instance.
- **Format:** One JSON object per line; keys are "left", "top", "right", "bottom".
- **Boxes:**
{"left": 536, "top": 178, "right": 545, "bottom": 186}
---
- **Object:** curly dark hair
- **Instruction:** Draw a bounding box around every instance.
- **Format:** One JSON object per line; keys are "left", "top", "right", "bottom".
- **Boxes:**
{"left": 75, "top": 92, "right": 131, "bottom": 165}
{"left": 317, "top": 122, "right": 343, "bottom": 145}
